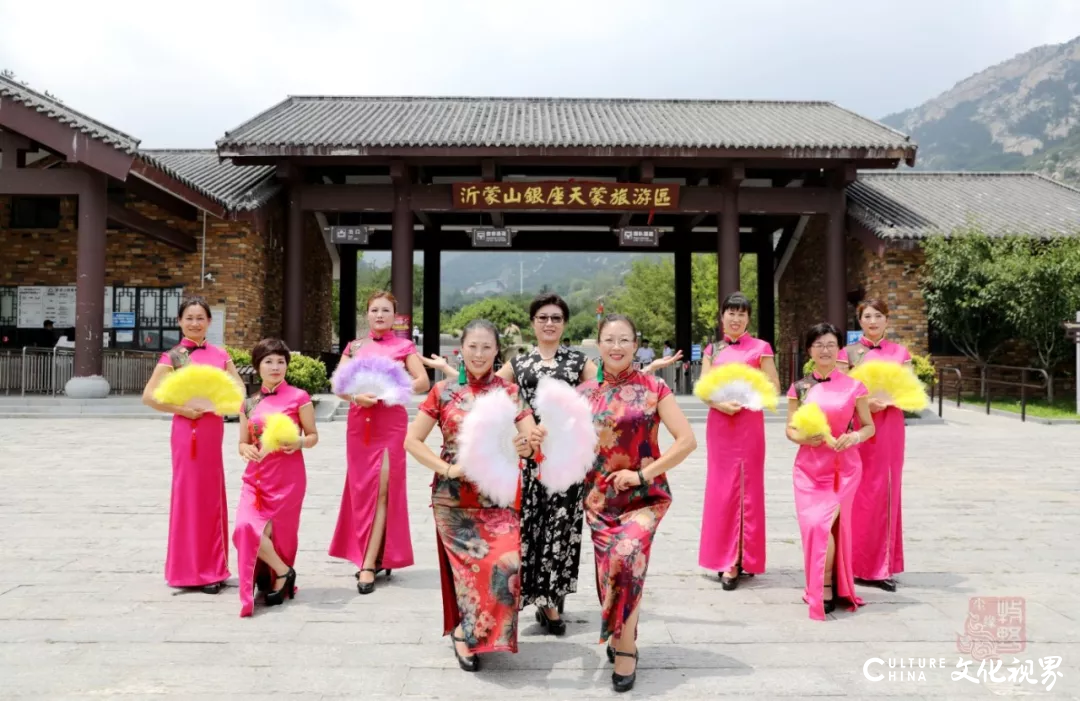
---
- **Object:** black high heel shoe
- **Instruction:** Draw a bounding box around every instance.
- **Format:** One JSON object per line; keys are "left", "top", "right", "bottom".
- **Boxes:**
{"left": 535, "top": 607, "right": 566, "bottom": 636}
{"left": 264, "top": 568, "right": 296, "bottom": 606}
{"left": 719, "top": 571, "right": 739, "bottom": 590}
{"left": 451, "top": 632, "right": 480, "bottom": 672}
{"left": 611, "top": 649, "right": 639, "bottom": 693}
{"left": 823, "top": 579, "right": 836, "bottom": 615}
{"left": 356, "top": 568, "right": 376, "bottom": 595}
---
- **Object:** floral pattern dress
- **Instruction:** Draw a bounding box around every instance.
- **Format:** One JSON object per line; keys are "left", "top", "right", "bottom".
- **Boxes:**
{"left": 510, "top": 346, "right": 588, "bottom": 610}
{"left": 582, "top": 368, "right": 673, "bottom": 644}
{"left": 418, "top": 371, "right": 531, "bottom": 654}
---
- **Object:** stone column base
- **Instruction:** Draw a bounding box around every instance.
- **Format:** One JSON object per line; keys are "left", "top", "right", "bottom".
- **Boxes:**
{"left": 64, "top": 375, "right": 111, "bottom": 399}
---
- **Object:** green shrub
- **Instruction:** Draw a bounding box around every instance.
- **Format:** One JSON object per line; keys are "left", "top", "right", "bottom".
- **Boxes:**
{"left": 226, "top": 346, "right": 252, "bottom": 368}
{"left": 286, "top": 353, "right": 329, "bottom": 395}
{"left": 910, "top": 354, "right": 936, "bottom": 387}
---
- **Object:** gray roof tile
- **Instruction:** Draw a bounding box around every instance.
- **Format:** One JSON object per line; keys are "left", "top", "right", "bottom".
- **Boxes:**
{"left": 849, "top": 172, "right": 1080, "bottom": 239}
{"left": 0, "top": 74, "right": 139, "bottom": 153}
{"left": 218, "top": 96, "right": 915, "bottom": 156}
{"left": 138, "top": 150, "right": 278, "bottom": 212}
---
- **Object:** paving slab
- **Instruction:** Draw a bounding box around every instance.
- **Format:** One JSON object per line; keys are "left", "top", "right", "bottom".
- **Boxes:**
{"left": 0, "top": 404, "right": 1077, "bottom": 698}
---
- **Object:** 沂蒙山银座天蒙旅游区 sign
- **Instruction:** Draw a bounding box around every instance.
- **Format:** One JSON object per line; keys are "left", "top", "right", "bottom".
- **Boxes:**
{"left": 452, "top": 182, "right": 679, "bottom": 211}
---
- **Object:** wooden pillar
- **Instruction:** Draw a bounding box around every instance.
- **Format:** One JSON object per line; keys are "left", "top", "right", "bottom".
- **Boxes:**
{"left": 284, "top": 182, "right": 304, "bottom": 349}
{"left": 423, "top": 225, "right": 441, "bottom": 370}
{"left": 674, "top": 229, "right": 692, "bottom": 357}
{"left": 68, "top": 172, "right": 109, "bottom": 396}
{"left": 339, "top": 244, "right": 358, "bottom": 345}
{"left": 716, "top": 167, "right": 743, "bottom": 304}
{"left": 756, "top": 232, "right": 776, "bottom": 348}
{"left": 825, "top": 195, "right": 847, "bottom": 335}
{"left": 391, "top": 170, "right": 414, "bottom": 329}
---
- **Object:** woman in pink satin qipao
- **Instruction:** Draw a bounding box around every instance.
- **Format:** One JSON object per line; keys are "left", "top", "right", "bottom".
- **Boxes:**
{"left": 838, "top": 299, "right": 912, "bottom": 592}
{"left": 233, "top": 338, "right": 318, "bottom": 617}
{"left": 697, "top": 292, "right": 780, "bottom": 589}
{"left": 785, "top": 323, "right": 875, "bottom": 621}
{"left": 329, "top": 291, "right": 429, "bottom": 594}
{"left": 142, "top": 297, "right": 242, "bottom": 594}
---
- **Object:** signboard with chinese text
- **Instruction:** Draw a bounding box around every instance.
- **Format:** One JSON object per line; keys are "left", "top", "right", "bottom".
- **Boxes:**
{"left": 618, "top": 227, "right": 660, "bottom": 247}
{"left": 471, "top": 227, "right": 513, "bottom": 248}
{"left": 846, "top": 330, "right": 864, "bottom": 345}
{"left": 111, "top": 312, "right": 136, "bottom": 329}
{"left": 327, "top": 226, "right": 370, "bottom": 245}
{"left": 452, "top": 182, "right": 679, "bottom": 211}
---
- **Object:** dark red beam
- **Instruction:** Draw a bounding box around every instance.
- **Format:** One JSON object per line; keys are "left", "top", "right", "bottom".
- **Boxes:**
{"left": 298, "top": 183, "right": 839, "bottom": 215}
{"left": 106, "top": 202, "right": 197, "bottom": 252}
{"left": 0, "top": 167, "right": 93, "bottom": 194}
{"left": 0, "top": 96, "right": 134, "bottom": 180}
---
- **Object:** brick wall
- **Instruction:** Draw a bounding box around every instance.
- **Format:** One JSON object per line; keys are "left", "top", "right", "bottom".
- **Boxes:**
{"left": 779, "top": 216, "right": 930, "bottom": 360}
{"left": 1, "top": 192, "right": 335, "bottom": 355}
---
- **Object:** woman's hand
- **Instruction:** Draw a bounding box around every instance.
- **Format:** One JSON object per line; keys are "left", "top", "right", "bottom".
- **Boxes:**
{"left": 352, "top": 393, "right": 377, "bottom": 408}
{"left": 528, "top": 425, "right": 548, "bottom": 451}
{"left": 868, "top": 398, "right": 889, "bottom": 413}
{"left": 833, "top": 432, "right": 861, "bottom": 451}
{"left": 281, "top": 440, "right": 302, "bottom": 455}
{"left": 445, "top": 464, "right": 463, "bottom": 479}
{"left": 181, "top": 407, "right": 205, "bottom": 421}
{"left": 514, "top": 433, "right": 533, "bottom": 458}
{"left": 644, "top": 350, "right": 683, "bottom": 374}
{"left": 710, "top": 400, "right": 743, "bottom": 415}
{"left": 239, "top": 443, "right": 262, "bottom": 462}
{"left": 420, "top": 354, "right": 456, "bottom": 377}
{"left": 604, "top": 469, "right": 642, "bottom": 492}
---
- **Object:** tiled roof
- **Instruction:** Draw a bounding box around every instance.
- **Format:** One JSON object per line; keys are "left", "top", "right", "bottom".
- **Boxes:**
{"left": 848, "top": 172, "right": 1080, "bottom": 239}
{"left": 217, "top": 96, "right": 915, "bottom": 157}
{"left": 0, "top": 73, "right": 139, "bottom": 153}
{"left": 138, "top": 150, "right": 278, "bottom": 212}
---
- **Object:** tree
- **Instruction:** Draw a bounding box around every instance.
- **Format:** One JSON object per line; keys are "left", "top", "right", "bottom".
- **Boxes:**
{"left": 920, "top": 227, "right": 1015, "bottom": 370}
{"left": 996, "top": 236, "right": 1080, "bottom": 390}
{"left": 448, "top": 297, "right": 530, "bottom": 336}
{"left": 565, "top": 310, "right": 599, "bottom": 344}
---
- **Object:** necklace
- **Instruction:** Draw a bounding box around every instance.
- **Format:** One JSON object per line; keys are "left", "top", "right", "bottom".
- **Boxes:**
{"left": 537, "top": 347, "right": 558, "bottom": 362}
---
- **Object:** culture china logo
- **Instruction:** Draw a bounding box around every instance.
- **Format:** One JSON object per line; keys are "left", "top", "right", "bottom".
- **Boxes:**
{"left": 861, "top": 597, "right": 1064, "bottom": 692}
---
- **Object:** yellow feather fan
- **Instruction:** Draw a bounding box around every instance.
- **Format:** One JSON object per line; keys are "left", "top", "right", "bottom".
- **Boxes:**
{"left": 849, "top": 360, "right": 929, "bottom": 413}
{"left": 153, "top": 364, "right": 244, "bottom": 416}
{"left": 790, "top": 403, "right": 836, "bottom": 447}
{"left": 693, "top": 362, "right": 779, "bottom": 411}
{"left": 260, "top": 412, "right": 301, "bottom": 453}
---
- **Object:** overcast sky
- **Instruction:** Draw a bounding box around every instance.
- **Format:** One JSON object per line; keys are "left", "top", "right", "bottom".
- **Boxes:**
{"left": 1, "top": 0, "right": 1077, "bottom": 149}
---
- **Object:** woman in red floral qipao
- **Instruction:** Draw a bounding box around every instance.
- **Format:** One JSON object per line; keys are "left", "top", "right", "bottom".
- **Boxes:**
{"left": 539, "top": 314, "right": 696, "bottom": 693}
{"left": 405, "top": 319, "right": 537, "bottom": 673}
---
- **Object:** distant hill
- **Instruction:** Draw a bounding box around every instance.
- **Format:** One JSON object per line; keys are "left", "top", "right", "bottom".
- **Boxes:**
{"left": 882, "top": 35, "right": 1080, "bottom": 183}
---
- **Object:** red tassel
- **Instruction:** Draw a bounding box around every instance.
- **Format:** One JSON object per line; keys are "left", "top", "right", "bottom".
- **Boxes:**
{"left": 190, "top": 427, "right": 197, "bottom": 460}
{"left": 833, "top": 466, "right": 840, "bottom": 493}
{"left": 363, "top": 412, "right": 373, "bottom": 445}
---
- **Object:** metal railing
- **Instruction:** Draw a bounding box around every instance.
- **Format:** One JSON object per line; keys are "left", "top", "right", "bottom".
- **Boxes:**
{"left": 932, "top": 366, "right": 963, "bottom": 417}
{"left": 0, "top": 347, "right": 160, "bottom": 396}
{"left": 979, "top": 365, "right": 1051, "bottom": 422}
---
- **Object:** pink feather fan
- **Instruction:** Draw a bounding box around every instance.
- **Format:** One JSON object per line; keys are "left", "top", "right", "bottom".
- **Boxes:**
{"left": 534, "top": 376, "right": 598, "bottom": 495}
{"left": 456, "top": 388, "right": 521, "bottom": 508}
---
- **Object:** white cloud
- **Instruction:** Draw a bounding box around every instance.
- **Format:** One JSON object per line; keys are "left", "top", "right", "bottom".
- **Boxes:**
{"left": 0, "top": 0, "right": 1076, "bottom": 147}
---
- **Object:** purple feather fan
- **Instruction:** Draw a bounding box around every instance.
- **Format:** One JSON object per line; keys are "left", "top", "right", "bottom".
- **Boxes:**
{"left": 331, "top": 355, "right": 412, "bottom": 406}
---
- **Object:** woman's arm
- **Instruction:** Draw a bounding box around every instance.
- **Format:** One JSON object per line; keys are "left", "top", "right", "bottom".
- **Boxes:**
{"left": 580, "top": 358, "right": 598, "bottom": 384}
{"left": 497, "top": 362, "right": 516, "bottom": 382}
{"left": 642, "top": 350, "right": 683, "bottom": 374}
{"left": 760, "top": 356, "right": 781, "bottom": 394}
{"left": 404, "top": 353, "right": 431, "bottom": 394}
{"left": 834, "top": 397, "right": 876, "bottom": 451}
{"left": 609, "top": 395, "right": 696, "bottom": 491}
{"left": 141, "top": 364, "right": 198, "bottom": 419}
{"left": 405, "top": 412, "right": 460, "bottom": 478}
{"left": 237, "top": 412, "right": 261, "bottom": 462}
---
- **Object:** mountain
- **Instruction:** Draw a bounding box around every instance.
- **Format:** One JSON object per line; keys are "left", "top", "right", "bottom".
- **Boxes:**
{"left": 362, "top": 250, "right": 663, "bottom": 304}
{"left": 882, "top": 35, "right": 1080, "bottom": 182}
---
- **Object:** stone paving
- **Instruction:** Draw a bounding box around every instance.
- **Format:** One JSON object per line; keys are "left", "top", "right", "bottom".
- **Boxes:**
{"left": 1, "top": 404, "right": 1078, "bottom": 699}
